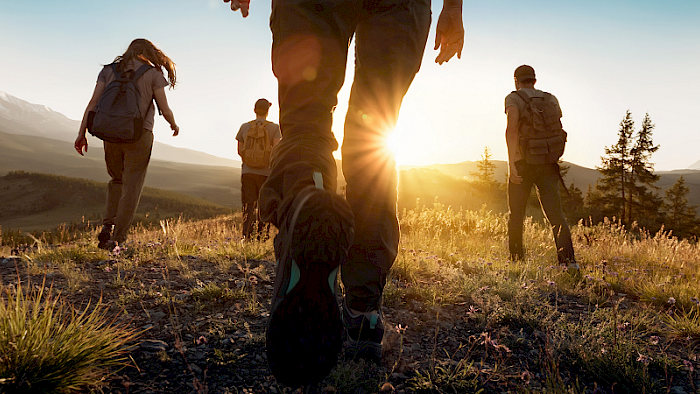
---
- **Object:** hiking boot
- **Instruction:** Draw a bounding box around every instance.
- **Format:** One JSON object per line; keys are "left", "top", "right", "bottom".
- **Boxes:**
{"left": 266, "top": 184, "right": 354, "bottom": 387}
{"left": 566, "top": 262, "right": 582, "bottom": 279}
{"left": 343, "top": 299, "right": 385, "bottom": 361}
{"left": 97, "top": 225, "right": 113, "bottom": 249}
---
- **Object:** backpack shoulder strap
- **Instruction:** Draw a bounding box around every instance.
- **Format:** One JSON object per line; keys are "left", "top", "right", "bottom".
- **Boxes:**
{"left": 108, "top": 63, "right": 121, "bottom": 79}
{"left": 513, "top": 90, "right": 530, "bottom": 103}
{"left": 132, "top": 64, "right": 154, "bottom": 81}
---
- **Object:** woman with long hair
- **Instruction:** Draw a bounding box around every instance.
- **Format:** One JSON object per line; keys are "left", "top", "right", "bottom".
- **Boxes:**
{"left": 74, "top": 38, "right": 179, "bottom": 249}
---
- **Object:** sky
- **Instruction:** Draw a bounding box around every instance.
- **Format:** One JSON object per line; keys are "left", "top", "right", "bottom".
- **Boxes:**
{"left": 1, "top": 0, "right": 698, "bottom": 171}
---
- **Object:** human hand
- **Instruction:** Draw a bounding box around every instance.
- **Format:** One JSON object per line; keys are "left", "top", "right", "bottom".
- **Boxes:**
{"left": 509, "top": 163, "right": 522, "bottom": 184}
{"left": 171, "top": 124, "right": 180, "bottom": 137}
{"left": 434, "top": 5, "right": 464, "bottom": 64}
{"left": 223, "top": 0, "right": 250, "bottom": 17}
{"left": 74, "top": 134, "right": 88, "bottom": 156}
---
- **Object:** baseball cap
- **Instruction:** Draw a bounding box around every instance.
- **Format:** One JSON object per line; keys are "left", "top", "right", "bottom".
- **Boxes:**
{"left": 514, "top": 65, "right": 536, "bottom": 81}
{"left": 255, "top": 98, "right": 272, "bottom": 110}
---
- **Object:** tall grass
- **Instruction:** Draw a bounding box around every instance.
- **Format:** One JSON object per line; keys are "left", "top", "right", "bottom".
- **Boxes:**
{"left": 0, "top": 278, "right": 138, "bottom": 393}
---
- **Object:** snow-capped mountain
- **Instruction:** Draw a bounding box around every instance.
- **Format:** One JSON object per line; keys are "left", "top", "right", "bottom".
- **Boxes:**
{"left": 0, "top": 91, "right": 79, "bottom": 142}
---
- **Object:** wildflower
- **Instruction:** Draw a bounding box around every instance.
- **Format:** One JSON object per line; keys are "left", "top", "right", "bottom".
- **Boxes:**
{"left": 196, "top": 336, "right": 208, "bottom": 345}
{"left": 601, "top": 348, "right": 607, "bottom": 354}
{"left": 156, "top": 292, "right": 163, "bottom": 297}
{"left": 649, "top": 335, "right": 660, "bottom": 345}
{"left": 683, "top": 360, "right": 694, "bottom": 372}
{"left": 248, "top": 276, "right": 258, "bottom": 285}
{"left": 395, "top": 324, "right": 407, "bottom": 334}
{"left": 468, "top": 305, "right": 479, "bottom": 315}
{"left": 521, "top": 371, "right": 531, "bottom": 383}
{"left": 668, "top": 297, "right": 676, "bottom": 305}
{"left": 104, "top": 266, "right": 112, "bottom": 272}
{"left": 547, "top": 280, "right": 556, "bottom": 287}
{"left": 636, "top": 352, "right": 652, "bottom": 366}
{"left": 691, "top": 297, "right": 699, "bottom": 305}
{"left": 617, "top": 322, "right": 630, "bottom": 331}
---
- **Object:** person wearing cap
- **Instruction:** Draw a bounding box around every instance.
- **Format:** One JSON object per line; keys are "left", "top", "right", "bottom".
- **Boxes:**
{"left": 235, "top": 98, "right": 281, "bottom": 240}
{"left": 505, "top": 65, "right": 578, "bottom": 269}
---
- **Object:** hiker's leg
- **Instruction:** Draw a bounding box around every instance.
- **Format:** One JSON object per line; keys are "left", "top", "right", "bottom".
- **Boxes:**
{"left": 103, "top": 142, "right": 126, "bottom": 228}
{"left": 251, "top": 174, "right": 269, "bottom": 239}
{"left": 341, "top": 0, "right": 431, "bottom": 312}
{"left": 259, "top": 0, "right": 358, "bottom": 227}
{"left": 241, "top": 173, "right": 258, "bottom": 239}
{"left": 508, "top": 162, "right": 533, "bottom": 260}
{"left": 535, "top": 164, "right": 575, "bottom": 265}
{"left": 112, "top": 131, "right": 154, "bottom": 244}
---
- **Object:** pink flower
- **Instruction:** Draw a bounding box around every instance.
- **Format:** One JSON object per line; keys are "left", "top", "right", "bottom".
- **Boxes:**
{"left": 637, "top": 352, "right": 652, "bottom": 366}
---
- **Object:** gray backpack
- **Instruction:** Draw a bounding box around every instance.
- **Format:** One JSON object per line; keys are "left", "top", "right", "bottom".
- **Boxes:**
{"left": 87, "top": 63, "right": 153, "bottom": 143}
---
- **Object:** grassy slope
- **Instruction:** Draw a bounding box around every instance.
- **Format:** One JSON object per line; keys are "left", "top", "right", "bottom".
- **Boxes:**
{"left": 1, "top": 206, "right": 699, "bottom": 393}
{"left": 0, "top": 171, "right": 231, "bottom": 231}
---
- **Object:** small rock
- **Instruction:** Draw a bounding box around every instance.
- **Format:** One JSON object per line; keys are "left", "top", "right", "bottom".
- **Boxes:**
{"left": 150, "top": 311, "right": 167, "bottom": 320}
{"left": 189, "top": 363, "right": 202, "bottom": 375}
{"left": 140, "top": 339, "right": 169, "bottom": 352}
{"left": 671, "top": 387, "right": 687, "bottom": 394}
{"left": 191, "top": 349, "right": 206, "bottom": 361}
{"left": 1, "top": 257, "right": 21, "bottom": 265}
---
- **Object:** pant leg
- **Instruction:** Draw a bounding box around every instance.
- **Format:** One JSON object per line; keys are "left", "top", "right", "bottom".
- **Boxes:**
{"left": 103, "top": 143, "right": 126, "bottom": 227}
{"left": 241, "top": 173, "right": 258, "bottom": 239}
{"left": 111, "top": 131, "right": 154, "bottom": 243}
{"left": 508, "top": 161, "right": 534, "bottom": 260}
{"left": 533, "top": 164, "right": 576, "bottom": 264}
{"left": 259, "top": 0, "right": 359, "bottom": 228}
{"left": 242, "top": 173, "right": 269, "bottom": 239}
{"left": 341, "top": 0, "right": 431, "bottom": 312}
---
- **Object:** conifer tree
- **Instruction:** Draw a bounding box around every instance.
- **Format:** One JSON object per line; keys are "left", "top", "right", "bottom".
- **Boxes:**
{"left": 593, "top": 111, "right": 661, "bottom": 228}
{"left": 471, "top": 146, "right": 497, "bottom": 186}
{"left": 663, "top": 176, "right": 699, "bottom": 238}
{"left": 629, "top": 113, "right": 662, "bottom": 228}
{"left": 593, "top": 111, "right": 635, "bottom": 222}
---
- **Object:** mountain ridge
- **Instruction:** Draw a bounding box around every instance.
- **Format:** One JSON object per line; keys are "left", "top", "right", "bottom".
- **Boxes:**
{"left": 0, "top": 90, "right": 240, "bottom": 168}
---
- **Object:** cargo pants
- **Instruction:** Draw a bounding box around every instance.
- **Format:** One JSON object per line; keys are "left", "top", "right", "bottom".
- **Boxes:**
{"left": 507, "top": 161, "right": 576, "bottom": 265}
{"left": 259, "top": 0, "right": 431, "bottom": 311}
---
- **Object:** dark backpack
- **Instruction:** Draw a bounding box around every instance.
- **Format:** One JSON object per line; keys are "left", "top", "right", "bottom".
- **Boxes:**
{"left": 87, "top": 63, "right": 154, "bottom": 143}
{"left": 514, "top": 90, "right": 567, "bottom": 164}
{"left": 241, "top": 120, "right": 273, "bottom": 169}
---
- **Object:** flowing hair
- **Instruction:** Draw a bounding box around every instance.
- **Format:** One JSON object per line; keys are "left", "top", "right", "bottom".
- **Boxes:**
{"left": 113, "top": 38, "right": 177, "bottom": 88}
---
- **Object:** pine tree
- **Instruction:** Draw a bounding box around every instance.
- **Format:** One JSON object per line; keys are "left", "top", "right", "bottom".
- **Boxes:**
{"left": 663, "top": 176, "right": 700, "bottom": 238}
{"left": 593, "top": 111, "right": 661, "bottom": 229}
{"left": 629, "top": 113, "right": 662, "bottom": 228}
{"left": 471, "top": 146, "right": 497, "bottom": 186}
{"left": 594, "top": 111, "right": 635, "bottom": 223}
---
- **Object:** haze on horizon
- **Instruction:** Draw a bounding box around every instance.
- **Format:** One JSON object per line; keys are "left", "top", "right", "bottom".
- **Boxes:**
{"left": 1, "top": 0, "right": 698, "bottom": 171}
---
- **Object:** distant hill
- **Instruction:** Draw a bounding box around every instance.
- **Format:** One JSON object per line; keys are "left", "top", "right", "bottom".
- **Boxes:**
{"left": 0, "top": 171, "right": 231, "bottom": 231}
{"left": 0, "top": 130, "right": 240, "bottom": 208}
{"left": 401, "top": 160, "right": 700, "bottom": 213}
{"left": 402, "top": 160, "right": 601, "bottom": 192}
{"left": 0, "top": 90, "right": 240, "bottom": 168}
